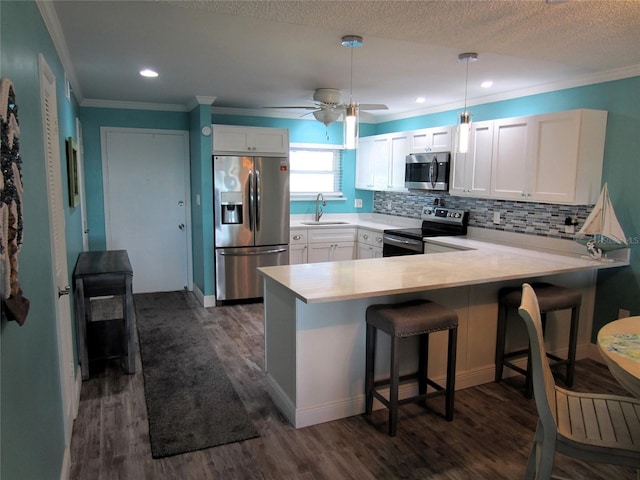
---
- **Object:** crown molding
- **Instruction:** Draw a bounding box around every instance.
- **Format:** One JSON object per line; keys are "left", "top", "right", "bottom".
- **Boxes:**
{"left": 377, "top": 64, "right": 640, "bottom": 123}
{"left": 77, "top": 65, "right": 640, "bottom": 122}
{"left": 186, "top": 96, "right": 217, "bottom": 110}
{"left": 80, "top": 98, "right": 189, "bottom": 112}
{"left": 36, "top": 1, "right": 84, "bottom": 102}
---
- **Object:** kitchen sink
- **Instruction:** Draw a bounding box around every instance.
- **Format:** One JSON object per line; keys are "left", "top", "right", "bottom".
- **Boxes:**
{"left": 300, "top": 221, "right": 350, "bottom": 225}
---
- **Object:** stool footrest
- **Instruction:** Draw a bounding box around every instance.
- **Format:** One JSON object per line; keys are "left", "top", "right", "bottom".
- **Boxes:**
{"left": 372, "top": 385, "right": 447, "bottom": 408}
{"left": 503, "top": 348, "right": 529, "bottom": 361}
{"left": 503, "top": 360, "right": 528, "bottom": 377}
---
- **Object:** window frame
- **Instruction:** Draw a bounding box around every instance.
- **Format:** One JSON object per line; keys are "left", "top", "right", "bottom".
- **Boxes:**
{"left": 289, "top": 143, "right": 345, "bottom": 200}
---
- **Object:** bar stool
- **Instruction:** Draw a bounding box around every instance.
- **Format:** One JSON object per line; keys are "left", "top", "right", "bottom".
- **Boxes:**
{"left": 365, "top": 299, "right": 458, "bottom": 437}
{"left": 495, "top": 282, "right": 581, "bottom": 398}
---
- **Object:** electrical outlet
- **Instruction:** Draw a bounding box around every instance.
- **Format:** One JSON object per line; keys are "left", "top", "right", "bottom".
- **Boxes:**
{"left": 493, "top": 211, "right": 501, "bottom": 225}
{"left": 354, "top": 198, "right": 363, "bottom": 208}
{"left": 386, "top": 200, "right": 392, "bottom": 210}
{"left": 619, "top": 308, "right": 631, "bottom": 319}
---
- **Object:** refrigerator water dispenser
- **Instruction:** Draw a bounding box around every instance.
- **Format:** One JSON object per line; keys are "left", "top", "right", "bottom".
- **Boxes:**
{"left": 220, "top": 191, "right": 243, "bottom": 224}
{"left": 222, "top": 204, "right": 242, "bottom": 224}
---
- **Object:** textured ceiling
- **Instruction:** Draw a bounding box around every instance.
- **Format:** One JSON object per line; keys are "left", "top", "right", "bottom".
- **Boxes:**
{"left": 49, "top": 0, "right": 640, "bottom": 120}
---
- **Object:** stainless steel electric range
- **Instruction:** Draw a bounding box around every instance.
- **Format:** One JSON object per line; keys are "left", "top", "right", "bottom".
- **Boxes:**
{"left": 382, "top": 207, "right": 469, "bottom": 257}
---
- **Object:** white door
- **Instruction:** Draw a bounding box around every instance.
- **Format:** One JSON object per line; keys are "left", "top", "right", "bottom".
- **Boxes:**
{"left": 102, "top": 128, "right": 191, "bottom": 293}
{"left": 39, "top": 54, "right": 78, "bottom": 445}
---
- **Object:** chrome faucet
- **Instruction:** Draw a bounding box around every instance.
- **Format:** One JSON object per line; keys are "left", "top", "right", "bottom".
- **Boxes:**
{"left": 315, "top": 193, "right": 326, "bottom": 222}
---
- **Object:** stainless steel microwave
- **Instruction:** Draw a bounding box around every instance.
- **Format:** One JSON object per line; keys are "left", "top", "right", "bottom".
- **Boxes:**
{"left": 405, "top": 152, "right": 451, "bottom": 191}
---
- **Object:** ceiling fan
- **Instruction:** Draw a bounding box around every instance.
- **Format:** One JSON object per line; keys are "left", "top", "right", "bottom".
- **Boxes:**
{"left": 264, "top": 87, "right": 388, "bottom": 127}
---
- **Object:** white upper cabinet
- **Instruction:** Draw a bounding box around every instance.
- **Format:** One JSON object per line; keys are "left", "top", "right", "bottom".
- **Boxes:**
{"left": 388, "top": 132, "right": 410, "bottom": 191}
{"left": 490, "top": 116, "right": 531, "bottom": 200}
{"left": 489, "top": 109, "right": 607, "bottom": 204}
{"left": 212, "top": 125, "right": 289, "bottom": 155}
{"left": 355, "top": 109, "right": 606, "bottom": 204}
{"left": 356, "top": 132, "right": 409, "bottom": 191}
{"left": 450, "top": 120, "right": 494, "bottom": 197}
{"left": 355, "top": 136, "right": 374, "bottom": 189}
{"left": 527, "top": 109, "right": 606, "bottom": 204}
{"left": 409, "top": 126, "right": 453, "bottom": 153}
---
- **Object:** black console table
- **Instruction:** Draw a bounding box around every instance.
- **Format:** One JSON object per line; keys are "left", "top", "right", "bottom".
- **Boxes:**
{"left": 73, "top": 250, "right": 135, "bottom": 380}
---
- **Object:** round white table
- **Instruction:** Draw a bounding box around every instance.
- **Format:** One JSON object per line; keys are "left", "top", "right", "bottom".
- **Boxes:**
{"left": 598, "top": 316, "right": 640, "bottom": 398}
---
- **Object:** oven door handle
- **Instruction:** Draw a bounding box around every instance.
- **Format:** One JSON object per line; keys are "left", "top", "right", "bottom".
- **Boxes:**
{"left": 383, "top": 234, "right": 424, "bottom": 251}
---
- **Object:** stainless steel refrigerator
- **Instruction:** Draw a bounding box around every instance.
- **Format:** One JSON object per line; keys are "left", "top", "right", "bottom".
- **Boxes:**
{"left": 213, "top": 155, "right": 290, "bottom": 303}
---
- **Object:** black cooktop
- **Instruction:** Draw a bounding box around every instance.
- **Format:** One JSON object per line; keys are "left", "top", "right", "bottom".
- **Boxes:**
{"left": 385, "top": 207, "right": 469, "bottom": 240}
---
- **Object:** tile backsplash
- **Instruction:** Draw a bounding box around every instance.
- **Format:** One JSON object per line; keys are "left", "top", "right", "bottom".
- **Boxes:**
{"left": 373, "top": 191, "right": 594, "bottom": 241}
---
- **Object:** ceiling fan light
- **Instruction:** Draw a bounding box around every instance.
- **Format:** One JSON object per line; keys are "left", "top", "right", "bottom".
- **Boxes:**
{"left": 313, "top": 109, "right": 340, "bottom": 127}
{"left": 344, "top": 103, "right": 359, "bottom": 150}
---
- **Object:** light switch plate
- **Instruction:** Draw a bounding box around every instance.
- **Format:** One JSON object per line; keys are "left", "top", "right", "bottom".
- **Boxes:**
{"left": 354, "top": 198, "right": 363, "bottom": 208}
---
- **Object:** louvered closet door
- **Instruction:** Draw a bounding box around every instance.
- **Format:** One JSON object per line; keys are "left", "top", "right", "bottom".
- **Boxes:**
{"left": 39, "top": 53, "right": 77, "bottom": 446}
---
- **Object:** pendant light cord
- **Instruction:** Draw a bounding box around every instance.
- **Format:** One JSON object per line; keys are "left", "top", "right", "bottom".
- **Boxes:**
{"left": 463, "top": 58, "right": 469, "bottom": 112}
{"left": 349, "top": 45, "right": 354, "bottom": 103}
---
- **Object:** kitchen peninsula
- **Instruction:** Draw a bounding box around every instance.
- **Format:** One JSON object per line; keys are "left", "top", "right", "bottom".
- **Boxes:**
{"left": 258, "top": 233, "right": 628, "bottom": 429}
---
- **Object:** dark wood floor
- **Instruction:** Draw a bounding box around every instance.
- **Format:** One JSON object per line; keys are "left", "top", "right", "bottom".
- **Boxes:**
{"left": 70, "top": 293, "right": 637, "bottom": 479}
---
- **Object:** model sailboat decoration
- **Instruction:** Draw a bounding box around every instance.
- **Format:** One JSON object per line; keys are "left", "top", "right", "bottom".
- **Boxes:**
{"left": 575, "top": 183, "right": 628, "bottom": 259}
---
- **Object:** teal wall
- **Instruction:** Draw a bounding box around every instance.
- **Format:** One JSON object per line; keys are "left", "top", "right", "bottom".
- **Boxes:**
{"left": 189, "top": 105, "right": 214, "bottom": 295}
{"left": 78, "top": 107, "right": 189, "bottom": 250}
{"left": 1, "top": 1, "right": 83, "bottom": 479}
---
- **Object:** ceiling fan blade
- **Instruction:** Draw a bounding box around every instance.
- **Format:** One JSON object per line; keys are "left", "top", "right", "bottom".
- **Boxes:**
{"left": 359, "top": 103, "right": 388, "bottom": 111}
{"left": 261, "top": 106, "right": 319, "bottom": 110}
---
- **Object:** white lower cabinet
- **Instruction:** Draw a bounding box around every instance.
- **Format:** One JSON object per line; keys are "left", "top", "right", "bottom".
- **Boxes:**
{"left": 308, "top": 242, "right": 356, "bottom": 263}
{"left": 289, "top": 229, "right": 308, "bottom": 265}
{"left": 357, "top": 228, "right": 383, "bottom": 259}
{"left": 294, "top": 227, "right": 357, "bottom": 264}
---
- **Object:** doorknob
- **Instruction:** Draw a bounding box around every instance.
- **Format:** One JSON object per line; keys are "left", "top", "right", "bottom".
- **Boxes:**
{"left": 178, "top": 223, "right": 185, "bottom": 230}
{"left": 58, "top": 285, "right": 71, "bottom": 297}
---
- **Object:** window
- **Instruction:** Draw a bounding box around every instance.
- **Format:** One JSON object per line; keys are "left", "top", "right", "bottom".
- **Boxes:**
{"left": 289, "top": 145, "right": 343, "bottom": 199}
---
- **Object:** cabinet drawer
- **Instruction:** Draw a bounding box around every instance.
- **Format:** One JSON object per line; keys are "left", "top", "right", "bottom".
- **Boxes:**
{"left": 290, "top": 229, "right": 307, "bottom": 245}
{"left": 308, "top": 227, "right": 357, "bottom": 244}
{"left": 358, "top": 229, "right": 383, "bottom": 247}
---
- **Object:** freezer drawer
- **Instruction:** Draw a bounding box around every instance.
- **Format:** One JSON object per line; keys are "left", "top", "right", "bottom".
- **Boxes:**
{"left": 215, "top": 245, "right": 289, "bottom": 302}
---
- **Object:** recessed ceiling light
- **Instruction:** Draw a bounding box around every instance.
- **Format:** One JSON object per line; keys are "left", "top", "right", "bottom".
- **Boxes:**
{"left": 416, "top": 97, "right": 426, "bottom": 103}
{"left": 481, "top": 80, "right": 493, "bottom": 88}
{"left": 140, "top": 69, "right": 159, "bottom": 78}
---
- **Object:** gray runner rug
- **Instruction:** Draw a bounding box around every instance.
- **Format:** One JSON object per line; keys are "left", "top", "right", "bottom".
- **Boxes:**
{"left": 135, "top": 291, "right": 259, "bottom": 458}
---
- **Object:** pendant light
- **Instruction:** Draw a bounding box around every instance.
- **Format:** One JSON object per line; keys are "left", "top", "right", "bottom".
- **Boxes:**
{"left": 342, "top": 35, "right": 362, "bottom": 150}
{"left": 457, "top": 52, "right": 478, "bottom": 154}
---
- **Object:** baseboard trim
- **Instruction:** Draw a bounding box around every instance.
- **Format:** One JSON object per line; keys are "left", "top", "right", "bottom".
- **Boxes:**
{"left": 192, "top": 284, "right": 216, "bottom": 308}
{"left": 272, "top": 343, "right": 597, "bottom": 429}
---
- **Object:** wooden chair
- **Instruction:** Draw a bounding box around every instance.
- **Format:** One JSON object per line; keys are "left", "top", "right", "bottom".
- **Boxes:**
{"left": 517, "top": 283, "right": 640, "bottom": 479}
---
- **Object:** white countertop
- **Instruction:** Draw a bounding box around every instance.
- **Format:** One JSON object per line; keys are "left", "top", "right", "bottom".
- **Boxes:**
{"left": 260, "top": 234, "right": 628, "bottom": 304}
{"left": 290, "top": 213, "right": 421, "bottom": 231}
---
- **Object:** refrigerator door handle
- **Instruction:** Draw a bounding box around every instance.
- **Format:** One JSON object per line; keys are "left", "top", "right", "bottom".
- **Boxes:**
{"left": 255, "top": 168, "right": 261, "bottom": 231}
{"left": 218, "top": 247, "right": 288, "bottom": 256}
{"left": 247, "top": 171, "right": 254, "bottom": 231}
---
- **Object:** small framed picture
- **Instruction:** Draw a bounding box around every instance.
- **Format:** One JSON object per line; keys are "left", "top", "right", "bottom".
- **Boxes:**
{"left": 66, "top": 137, "right": 79, "bottom": 207}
